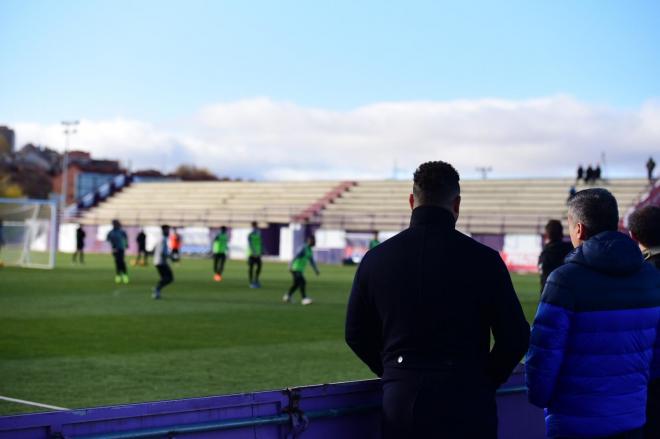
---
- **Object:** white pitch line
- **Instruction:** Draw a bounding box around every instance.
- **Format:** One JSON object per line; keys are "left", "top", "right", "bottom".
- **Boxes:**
{"left": 0, "top": 395, "right": 69, "bottom": 411}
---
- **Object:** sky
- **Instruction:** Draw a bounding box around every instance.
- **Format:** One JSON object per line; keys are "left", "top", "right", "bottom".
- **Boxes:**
{"left": 1, "top": 0, "right": 659, "bottom": 180}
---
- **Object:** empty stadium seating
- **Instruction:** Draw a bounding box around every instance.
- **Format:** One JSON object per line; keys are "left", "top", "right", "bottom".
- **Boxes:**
{"left": 78, "top": 181, "right": 342, "bottom": 227}
{"left": 319, "top": 178, "right": 648, "bottom": 234}
{"left": 79, "top": 178, "right": 649, "bottom": 234}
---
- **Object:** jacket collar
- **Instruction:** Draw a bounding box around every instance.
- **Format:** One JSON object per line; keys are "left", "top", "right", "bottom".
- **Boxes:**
{"left": 410, "top": 205, "right": 457, "bottom": 228}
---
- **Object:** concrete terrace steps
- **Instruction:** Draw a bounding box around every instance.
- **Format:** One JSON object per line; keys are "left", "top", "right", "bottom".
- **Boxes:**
{"left": 79, "top": 178, "right": 650, "bottom": 234}
{"left": 318, "top": 178, "right": 649, "bottom": 234}
{"left": 80, "top": 180, "right": 344, "bottom": 227}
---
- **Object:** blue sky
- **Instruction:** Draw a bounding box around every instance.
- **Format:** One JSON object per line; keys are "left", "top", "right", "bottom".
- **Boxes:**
{"left": 1, "top": 0, "right": 659, "bottom": 179}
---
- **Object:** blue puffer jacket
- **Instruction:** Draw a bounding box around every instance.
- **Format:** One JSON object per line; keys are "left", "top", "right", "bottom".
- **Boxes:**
{"left": 526, "top": 231, "right": 660, "bottom": 438}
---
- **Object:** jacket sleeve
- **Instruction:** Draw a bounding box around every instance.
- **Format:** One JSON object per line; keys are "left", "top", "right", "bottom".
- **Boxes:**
{"left": 487, "top": 255, "right": 531, "bottom": 387}
{"left": 525, "top": 274, "right": 573, "bottom": 408}
{"left": 345, "top": 261, "right": 384, "bottom": 377}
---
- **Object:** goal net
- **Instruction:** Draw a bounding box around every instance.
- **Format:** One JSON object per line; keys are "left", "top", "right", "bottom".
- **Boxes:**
{"left": 0, "top": 198, "right": 57, "bottom": 269}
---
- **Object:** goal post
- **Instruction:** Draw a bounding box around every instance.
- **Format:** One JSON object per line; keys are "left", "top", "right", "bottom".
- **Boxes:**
{"left": 0, "top": 198, "right": 57, "bottom": 269}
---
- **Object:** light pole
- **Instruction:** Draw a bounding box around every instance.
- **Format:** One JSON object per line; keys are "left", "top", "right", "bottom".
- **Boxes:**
{"left": 61, "top": 120, "right": 79, "bottom": 209}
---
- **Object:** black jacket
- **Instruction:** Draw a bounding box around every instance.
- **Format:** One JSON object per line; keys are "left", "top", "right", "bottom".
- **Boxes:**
{"left": 345, "top": 206, "right": 530, "bottom": 387}
{"left": 538, "top": 240, "right": 574, "bottom": 291}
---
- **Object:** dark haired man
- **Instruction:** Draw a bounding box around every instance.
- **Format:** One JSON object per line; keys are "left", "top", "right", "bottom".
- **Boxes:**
{"left": 628, "top": 205, "right": 660, "bottom": 438}
{"left": 153, "top": 224, "right": 173, "bottom": 299}
{"left": 247, "top": 221, "right": 263, "bottom": 288}
{"left": 345, "top": 161, "right": 529, "bottom": 438}
{"left": 538, "top": 219, "right": 573, "bottom": 292}
{"left": 629, "top": 205, "right": 660, "bottom": 270}
{"left": 526, "top": 189, "right": 660, "bottom": 439}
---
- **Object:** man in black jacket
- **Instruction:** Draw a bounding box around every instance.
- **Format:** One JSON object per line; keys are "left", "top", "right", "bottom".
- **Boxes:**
{"left": 345, "top": 161, "right": 530, "bottom": 438}
{"left": 538, "top": 219, "right": 573, "bottom": 292}
{"left": 629, "top": 204, "right": 660, "bottom": 438}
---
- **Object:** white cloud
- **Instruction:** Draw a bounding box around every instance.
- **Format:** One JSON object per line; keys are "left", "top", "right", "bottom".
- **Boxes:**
{"left": 12, "top": 95, "right": 660, "bottom": 180}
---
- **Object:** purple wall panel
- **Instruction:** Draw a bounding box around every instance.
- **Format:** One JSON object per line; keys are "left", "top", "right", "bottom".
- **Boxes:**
{"left": 0, "top": 366, "right": 543, "bottom": 439}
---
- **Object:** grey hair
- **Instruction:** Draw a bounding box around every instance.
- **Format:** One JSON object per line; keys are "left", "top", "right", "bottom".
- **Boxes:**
{"left": 567, "top": 188, "right": 619, "bottom": 239}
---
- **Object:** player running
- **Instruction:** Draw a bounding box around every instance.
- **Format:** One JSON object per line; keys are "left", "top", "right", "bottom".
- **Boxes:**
{"left": 247, "top": 221, "right": 263, "bottom": 288}
{"left": 106, "top": 219, "right": 129, "bottom": 284}
{"left": 152, "top": 224, "right": 174, "bottom": 299}
{"left": 213, "top": 226, "right": 229, "bottom": 281}
{"left": 283, "top": 235, "right": 319, "bottom": 305}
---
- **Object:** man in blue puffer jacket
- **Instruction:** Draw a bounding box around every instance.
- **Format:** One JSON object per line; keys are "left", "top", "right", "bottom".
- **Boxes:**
{"left": 526, "top": 188, "right": 660, "bottom": 439}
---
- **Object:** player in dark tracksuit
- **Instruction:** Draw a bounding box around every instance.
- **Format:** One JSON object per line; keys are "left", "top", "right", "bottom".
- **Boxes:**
{"left": 73, "top": 224, "right": 86, "bottom": 263}
{"left": 538, "top": 219, "right": 573, "bottom": 293}
{"left": 136, "top": 229, "right": 148, "bottom": 266}
{"left": 345, "top": 162, "right": 529, "bottom": 438}
{"left": 106, "top": 219, "right": 129, "bottom": 284}
{"left": 152, "top": 224, "right": 173, "bottom": 299}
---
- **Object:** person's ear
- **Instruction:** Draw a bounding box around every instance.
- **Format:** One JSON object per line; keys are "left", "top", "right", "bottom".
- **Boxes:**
{"left": 629, "top": 231, "right": 638, "bottom": 242}
{"left": 576, "top": 222, "right": 588, "bottom": 241}
{"left": 452, "top": 196, "right": 461, "bottom": 217}
{"left": 409, "top": 193, "right": 415, "bottom": 210}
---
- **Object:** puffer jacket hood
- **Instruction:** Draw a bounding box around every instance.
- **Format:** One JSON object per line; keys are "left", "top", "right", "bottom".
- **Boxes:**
{"left": 567, "top": 231, "right": 644, "bottom": 276}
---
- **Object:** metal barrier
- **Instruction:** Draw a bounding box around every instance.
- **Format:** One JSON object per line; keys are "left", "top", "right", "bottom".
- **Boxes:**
{"left": 0, "top": 366, "right": 544, "bottom": 439}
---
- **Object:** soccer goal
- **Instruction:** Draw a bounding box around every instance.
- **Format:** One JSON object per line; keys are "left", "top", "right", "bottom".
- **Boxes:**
{"left": 0, "top": 198, "right": 57, "bottom": 269}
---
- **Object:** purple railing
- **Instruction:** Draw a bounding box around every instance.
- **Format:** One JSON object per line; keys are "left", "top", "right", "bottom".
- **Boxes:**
{"left": 0, "top": 365, "right": 544, "bottom": 439}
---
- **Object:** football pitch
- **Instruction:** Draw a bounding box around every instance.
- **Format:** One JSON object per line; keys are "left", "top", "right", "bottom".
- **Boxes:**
{"left": 0, "top": 253, "right": 541, "bottom": 416}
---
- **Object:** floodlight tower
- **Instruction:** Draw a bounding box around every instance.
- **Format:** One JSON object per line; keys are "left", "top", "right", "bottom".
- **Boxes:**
{"left": 61, "top": 120, "right": 79, "bottom": 208}
{"left": 476, "top": 166, "right": 493, "bottom": 180}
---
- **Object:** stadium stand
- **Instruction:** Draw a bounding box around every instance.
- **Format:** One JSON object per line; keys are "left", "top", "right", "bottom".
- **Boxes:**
{"left": 318, "top": 178, "right": 649, "bottom": 234}
{"left": 78, "top": 178, "right": 649, "bottom": 234}
{"left": 78, "top": 181, "right": 346, "bottom": 227}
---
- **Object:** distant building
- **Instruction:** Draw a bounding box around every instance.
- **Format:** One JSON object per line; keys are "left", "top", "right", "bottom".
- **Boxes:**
{"left": 52, "top": 151, "right": 125, "bottom": 205}
{"left": 14, "top": 144, "right": 61, "bottom": 173}
{"left": 0, "top": 126, "right": 15, "bottom": 154}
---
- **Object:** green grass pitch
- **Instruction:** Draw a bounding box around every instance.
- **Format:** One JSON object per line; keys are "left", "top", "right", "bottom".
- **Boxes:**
{"left": 0, "top": 253, "right": 541, "bottom": 416}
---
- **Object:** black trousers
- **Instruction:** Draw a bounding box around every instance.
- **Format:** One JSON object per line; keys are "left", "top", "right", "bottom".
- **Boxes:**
{"left": 382, "top": 368, "right": 497, "bottom": 439}
{"left": 287, "top": 271, "right": 307, "bottom": 298}
{"left": 113, "top": 250, "right": 127, "bottom": 275}
{"left": 213, "top": 253, "right": 226, "bottom": 274}
{"left": 248, "top": 256, "right": 262, "bottom": 282}
{"left": 136, "top": 247, "right": 148, "bottom": 264}
{"left": 156, "top": 264, "right": 173, "bottom": 291}
{"left": 554, "top": 427, "right": 643, "bottom": 439}
{"left": 73, "top": 247, "right": 84, "bottom": 263}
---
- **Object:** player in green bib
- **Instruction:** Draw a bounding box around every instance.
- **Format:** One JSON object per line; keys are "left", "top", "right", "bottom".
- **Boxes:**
{"left": 283, "top": 235, "right": 319, "bottom": 305}
{"left": 212, "top": 226, "right": 229, "bottom": 282}
{"left": 369, "top": 231, "right": 380, "bottom": 250}
{"left": 247, "top": 221, "right": 263, "bottom": 288}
